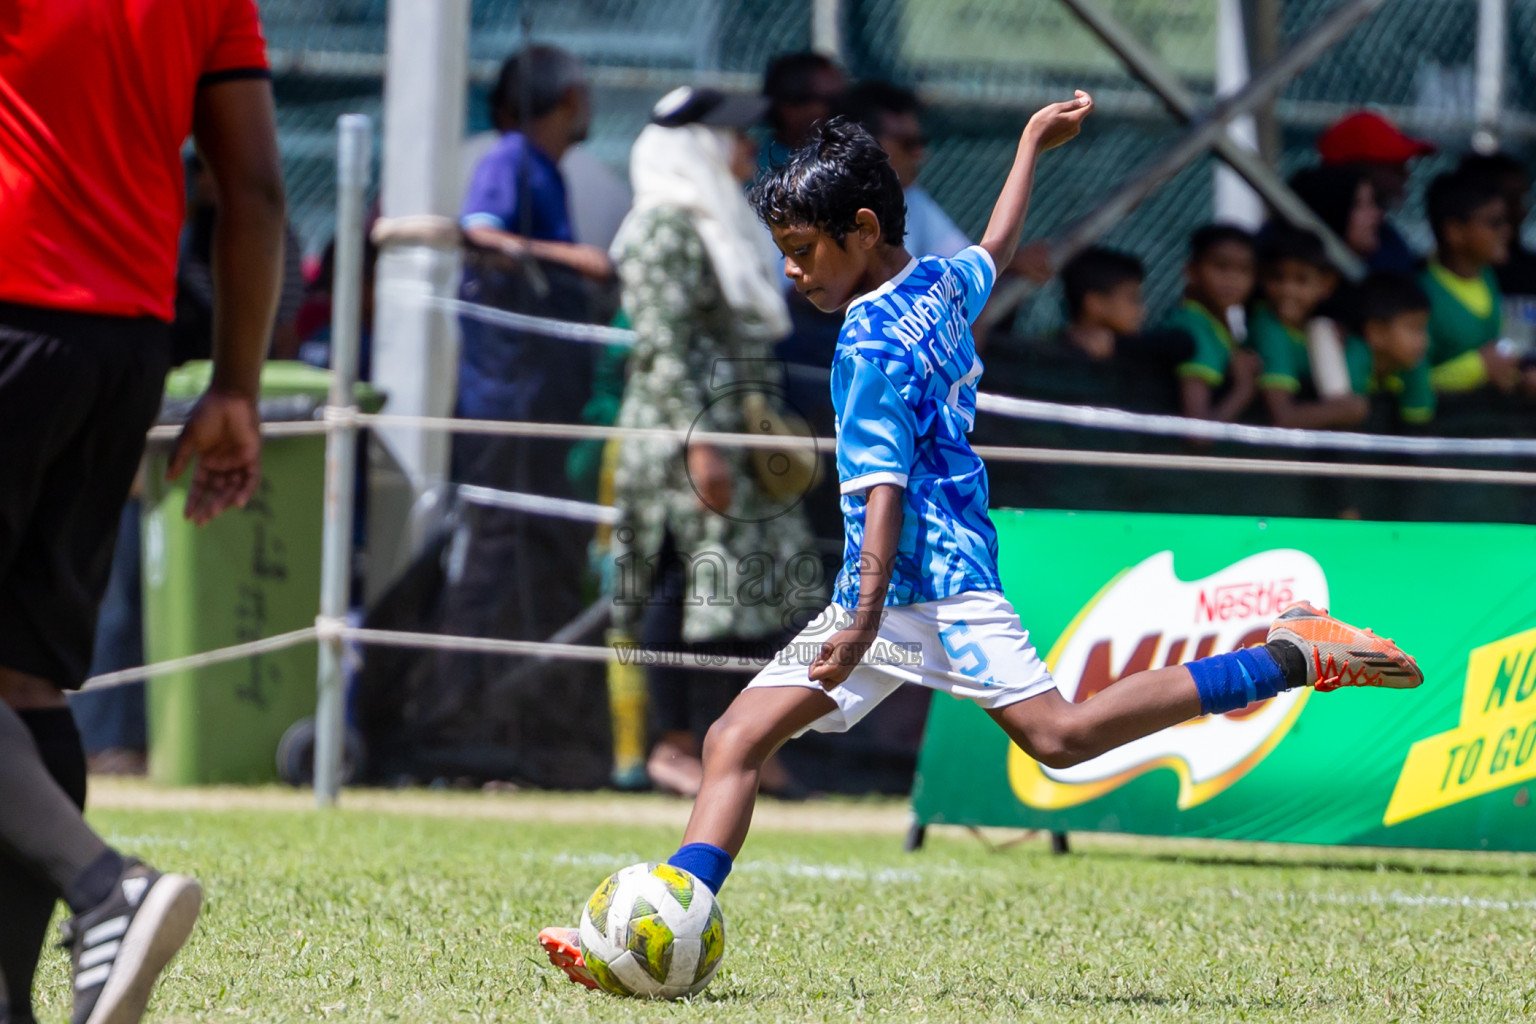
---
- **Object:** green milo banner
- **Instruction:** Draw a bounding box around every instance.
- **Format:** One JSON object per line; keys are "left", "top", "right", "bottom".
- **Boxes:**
{"left": 911, "top": 510, "right": 1536, "bottom": 852}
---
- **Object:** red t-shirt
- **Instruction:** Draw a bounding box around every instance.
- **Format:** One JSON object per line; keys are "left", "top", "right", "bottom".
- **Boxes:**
{"left": 0, "top": 0, "right": 270, "bottom": 321}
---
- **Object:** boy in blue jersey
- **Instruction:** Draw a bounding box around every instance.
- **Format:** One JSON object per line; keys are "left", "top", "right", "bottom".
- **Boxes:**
{"left": 539, "top": 95, "right": 1423, "bottom": 988}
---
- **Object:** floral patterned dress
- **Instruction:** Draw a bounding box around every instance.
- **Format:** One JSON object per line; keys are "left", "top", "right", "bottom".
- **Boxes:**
{"left": 610, "top": 206, "right": 818, "bottom": 643}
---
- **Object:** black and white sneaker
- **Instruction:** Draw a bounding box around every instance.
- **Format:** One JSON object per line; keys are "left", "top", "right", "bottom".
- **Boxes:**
{"left": 59, "top": 860, "right": 202, "bottom": 1024}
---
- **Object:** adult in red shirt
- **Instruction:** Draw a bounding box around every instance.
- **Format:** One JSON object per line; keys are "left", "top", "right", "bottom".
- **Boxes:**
{"left": 0, "top": 3, "right": 285, "bottom": 1023}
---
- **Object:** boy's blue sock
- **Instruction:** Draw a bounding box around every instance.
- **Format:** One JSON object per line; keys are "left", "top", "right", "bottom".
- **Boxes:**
{"left": 1187, "top": 646, "right": 1294, "bottom": 715}
{"left": 667, "top": 843, "right": 733, "bottom": 894}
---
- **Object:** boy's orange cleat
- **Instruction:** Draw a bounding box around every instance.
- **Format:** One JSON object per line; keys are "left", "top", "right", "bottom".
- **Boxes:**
{"left": 1267, "top": 601, "right": 1423, "bottom": 692}
{"left": 537, "top": 926, "right": 599, "bottom": 991}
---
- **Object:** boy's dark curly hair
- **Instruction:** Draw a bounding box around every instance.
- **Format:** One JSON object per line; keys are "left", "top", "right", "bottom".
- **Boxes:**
{"left": 749, "top": 116, "right": 907, "bottom": 246}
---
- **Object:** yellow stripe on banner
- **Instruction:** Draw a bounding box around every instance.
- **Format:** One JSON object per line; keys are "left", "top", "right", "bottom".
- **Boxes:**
{"left": 1384, "top": 627, "right": 1536, "bottom": 826}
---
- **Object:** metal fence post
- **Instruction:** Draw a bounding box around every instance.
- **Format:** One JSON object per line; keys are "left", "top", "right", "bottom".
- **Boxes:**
{"left": 315, "top": 113, "right": 371, "bottom": 807}
{"left": 812, "top": 0, "right": 843, "bottom": 59}
{"left": 1474, "top": 0, "right": 1506, "bottom": 151}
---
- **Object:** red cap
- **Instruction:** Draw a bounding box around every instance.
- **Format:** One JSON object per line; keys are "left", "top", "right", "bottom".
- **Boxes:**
{"left": 1317, "top": 111, "right": 1436, "bottom": 165}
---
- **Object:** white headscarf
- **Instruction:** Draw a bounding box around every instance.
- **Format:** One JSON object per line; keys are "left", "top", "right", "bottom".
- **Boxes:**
{"left": 612, "top": 122, "right": 791, "bottom": 341}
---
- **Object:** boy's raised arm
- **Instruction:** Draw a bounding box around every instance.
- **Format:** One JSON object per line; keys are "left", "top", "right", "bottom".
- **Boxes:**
{"left": 979, "top": 91, "right": 1094, "bottom": 272}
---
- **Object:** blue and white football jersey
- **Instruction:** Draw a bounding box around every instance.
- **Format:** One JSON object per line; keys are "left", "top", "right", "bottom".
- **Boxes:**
{"left": 831, "top": 244, "right": 1001, "bottom": 608}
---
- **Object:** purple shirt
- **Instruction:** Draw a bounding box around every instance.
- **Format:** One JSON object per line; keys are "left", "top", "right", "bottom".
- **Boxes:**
{"left": 460, "top": 131, "right": 574, "bottom": 243}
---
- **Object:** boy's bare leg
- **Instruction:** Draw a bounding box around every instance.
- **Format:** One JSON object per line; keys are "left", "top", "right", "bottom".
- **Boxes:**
{"left": 538, "top": 684, "right": 834, "bottom": 989}
{"left": 989, "top": 666, "right": 1201, "bottom": 770}
{"left": 681, "top": 686, "right": 837, "bottom": 856}
{"left": 990, "top": 602, "right": 1423, "bottom": 769}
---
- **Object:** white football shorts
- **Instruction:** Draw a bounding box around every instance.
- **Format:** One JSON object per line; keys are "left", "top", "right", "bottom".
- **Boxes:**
{"left": 745, "top": 590, "right": 1057, "bottom": 735}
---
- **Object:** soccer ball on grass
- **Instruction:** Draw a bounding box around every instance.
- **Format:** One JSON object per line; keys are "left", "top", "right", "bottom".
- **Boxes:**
{"left": 578, "top": 862, "right": 725, "bottom": 999}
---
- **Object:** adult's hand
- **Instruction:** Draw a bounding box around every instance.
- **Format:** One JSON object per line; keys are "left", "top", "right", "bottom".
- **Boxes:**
{"left": 167, "top": 390, "right": 262, "bottom": 525}
{"left": 1480, "top": 343, "right": 1523, "bottom": 392}
{"left": 558, "top": 242, "right": 615, "bottom": 282}
{"left": 687, "top": 443, "right": 733, "bottom": 513}
{"left": 1008, "top": 240, "right": 1054, "bottom": 284}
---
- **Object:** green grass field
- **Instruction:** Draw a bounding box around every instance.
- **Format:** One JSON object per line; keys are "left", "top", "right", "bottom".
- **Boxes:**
{"left": 28, "top": 782, "right": 1536, "bottom": 1023}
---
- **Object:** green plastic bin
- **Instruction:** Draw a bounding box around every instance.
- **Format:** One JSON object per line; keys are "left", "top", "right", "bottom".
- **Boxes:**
{"left": 141, "top": 361, "right": 381, "bottom": 785}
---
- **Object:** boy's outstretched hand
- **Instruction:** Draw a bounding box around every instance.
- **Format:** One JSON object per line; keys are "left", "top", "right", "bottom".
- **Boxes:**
{"left": 980, "top": 91, "right": 1092, "bottom": 268}
{"left": 1024, "top": 90, "right": 1094, "bottom": 152}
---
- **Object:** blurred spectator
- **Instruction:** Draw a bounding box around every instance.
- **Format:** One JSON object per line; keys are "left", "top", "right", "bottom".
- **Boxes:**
{"left": 1287, "top": 163, "right": 1385, "bottom": 267}
{"left": 1348, "top": 272, "right": 1436, "bottom": 425}
{"left": 1060, "top": 248, "right": 1147, "bottom": 360}
{"left": 1458, "top": 152, "right": 1536, "bottom": 300}
{"left": 453, "top": 42, "right": 611, "bottom": 483}
{"left": 460, "top": 54, "right": 632, "bottom": 252}
{"left": 1251, "top": 226, "right": 1368, "bottom": 429}
{"left": 294, "top": 233, "right": 379, "bottom": 380}
{"left": 839, "top": 80, "right": 1055, "bottom": 299}
{"left": 761, "top": 52, "right": 846, "bottom": 167}
{"left": 609, "top": 86, "right": 815, "bottom": 797}
{"left": 459, "top": 45, "right": 613, "bottom": 283}
{"left": 173, "top": 152, "right": 304, "bottom": 365}
{"left": 1316, "top": 111, "right": 1435, "bottom": 274}
{"left": 1420, "top": 169, "right": 1517, "bottom": 394}
{"left": 1167, "top": 225, "right": 1260, "bottom": 421}
{"left": 1051, "top": 247, "right": 1191, "bottom": 411}
{"left": 440, "top": 45, "right": 620, "bottom": 770}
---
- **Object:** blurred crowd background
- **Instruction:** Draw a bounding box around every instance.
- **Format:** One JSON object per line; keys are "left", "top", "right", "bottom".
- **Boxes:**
{"left": 77, "top": 0, "right": 1536, "bottom": 796}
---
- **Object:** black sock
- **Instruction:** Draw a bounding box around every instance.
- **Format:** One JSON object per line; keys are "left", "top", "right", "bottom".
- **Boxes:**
{"left": 65, "top": 849, "right": 125, "bottom": 914}
{"left": 0, "top": 709, "right": 93, "bottom": 1022}
{"left": 1264, "top": 641, "right": 1309, "bottom": 689}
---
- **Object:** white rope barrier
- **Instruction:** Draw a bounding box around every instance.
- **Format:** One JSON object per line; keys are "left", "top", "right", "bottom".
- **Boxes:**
{"left": 457, "top": 483, "right": 620, "bottom": 525}
{"left": 354, "top": 411, "right": 829, "bottom": 452}
{"left": 976, "top": 392, "right": 1536, "bottom": 458}
{"left": 79, "top": 627, "right": 321, "bottom": 691}
{"left": 146, "top": 389, "right": 1536, "bottom": 463}
{"left": 382, "top": 290, "right": 1536, "bottom": 461}
{"left": 969, "top": 444, "right": 1536, "bottom": 486}
{"left": 338, "top": 625, "right": 764, "bottom": 671}
{"left": 427, "top": 295, "right": 639, "bottom": 346}
{"left": 109, "top": 295, "right": 1536, "bottom": 715}
{"left": 354, "top": 413, "right": 1536, "bottom": 486}
{"left": 145, "top": 420, "right": 330, "bottom": 442}
{"left": 80, "top": 419, "right": 1536, "bottom": 704}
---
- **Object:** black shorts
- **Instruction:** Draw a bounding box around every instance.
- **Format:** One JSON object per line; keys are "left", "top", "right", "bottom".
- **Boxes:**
{"left": 0, "top": 301, "right": 170, "bottom": 690}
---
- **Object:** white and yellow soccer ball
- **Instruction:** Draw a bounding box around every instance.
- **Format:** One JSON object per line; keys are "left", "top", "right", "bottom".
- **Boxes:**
{"left": 578, "top": 862, "right": 725, "bottom": 999}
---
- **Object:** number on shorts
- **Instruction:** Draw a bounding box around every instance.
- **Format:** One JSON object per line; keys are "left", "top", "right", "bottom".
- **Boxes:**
{"left": 939, "top": 620, "right": 990, "bottom": 679}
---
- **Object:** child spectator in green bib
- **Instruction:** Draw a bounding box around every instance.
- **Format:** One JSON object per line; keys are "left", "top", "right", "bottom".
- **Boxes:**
{"left": 1166, "top": 224, "right": 1260, "bottom": 420}
{"left": 1059, "top": 247, "right": 1146, "bottom": 361}
{"left": 1055, "top": 247, "right": 1193, "bottom": 407}
{"left": 1347, "top": 272, "right": 1435, "bottom": 426}
{"left": 1251, "top": 225, "right": 1368, "bottom": 429}
{"left": 1420, "top": 169, "right": 1519, "bottom": 394}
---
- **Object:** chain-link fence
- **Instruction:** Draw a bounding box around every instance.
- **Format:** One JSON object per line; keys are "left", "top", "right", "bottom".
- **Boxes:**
{"left": 262, "top": 0, "right": 1535, "bottom": 335}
